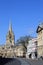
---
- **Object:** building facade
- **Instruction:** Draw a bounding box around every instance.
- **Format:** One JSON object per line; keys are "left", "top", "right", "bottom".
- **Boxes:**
{"left": 36, "top": 23, "right": 43, "bottom": 58}
{"left": 26, "top": 38, "right": 37, "bottom": 59}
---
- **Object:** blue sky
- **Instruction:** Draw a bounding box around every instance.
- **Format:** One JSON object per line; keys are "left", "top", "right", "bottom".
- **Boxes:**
{"left": 0, "top": 0, "right": 43, "bottom": 45}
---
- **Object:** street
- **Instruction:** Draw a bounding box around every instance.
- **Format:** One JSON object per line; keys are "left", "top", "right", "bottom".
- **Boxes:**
{"left": 0, "top": 57, "right": 43, "bottom": 65}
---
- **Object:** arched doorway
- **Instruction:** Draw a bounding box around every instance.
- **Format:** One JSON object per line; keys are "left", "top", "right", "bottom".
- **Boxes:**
{"left": 29, "top": 53, "right": 32, "bottom": 58}
{"left": 35, "top": 52, "right": 37, "bottom": 58}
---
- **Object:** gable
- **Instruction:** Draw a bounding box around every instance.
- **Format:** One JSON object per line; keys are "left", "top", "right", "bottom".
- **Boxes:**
{"left": 36, "top": 26, "right": 42, "bottom": 33}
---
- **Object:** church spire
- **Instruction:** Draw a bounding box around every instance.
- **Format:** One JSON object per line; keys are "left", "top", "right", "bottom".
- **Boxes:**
{"left": 6, "top": 20, "right": 15, "bottom": 46}
{"left": 9, "top": 20, "right": 12, "bottom": 32}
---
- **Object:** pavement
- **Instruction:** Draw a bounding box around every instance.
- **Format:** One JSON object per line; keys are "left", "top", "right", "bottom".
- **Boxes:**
{"left": 0, "top": 57, "right": 43, "bottom": 65}
{"left": 0, "top": 58, "right": 21, "bottom": 65}
{"left": 23, "top": 58, "right": 43, "bottom": 65}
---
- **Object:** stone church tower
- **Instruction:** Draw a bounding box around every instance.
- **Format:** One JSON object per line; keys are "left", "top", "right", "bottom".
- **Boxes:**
{"left": 6, "top": 22, "right": 15, "bottom": 46}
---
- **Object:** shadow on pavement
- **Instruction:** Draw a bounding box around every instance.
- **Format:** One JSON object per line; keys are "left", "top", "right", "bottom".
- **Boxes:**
{"left": 0, "top": 56, "right": 21, "bottom": 65}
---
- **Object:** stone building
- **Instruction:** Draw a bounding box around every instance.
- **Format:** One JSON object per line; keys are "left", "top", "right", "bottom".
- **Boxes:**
{"left": 14, "top": 44, "right": 26, "bottom": 57}
{"left": 0, "top": 22, "right": 26, "bottom": 58}
{"left": 0, "top": 22, "right": 15, "bottom": 58}
{"left": 26, "top": 38, "right": 37, "bottom": 59}
{"left": 36, "top": 23, "right": 43, "bottom": 58}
